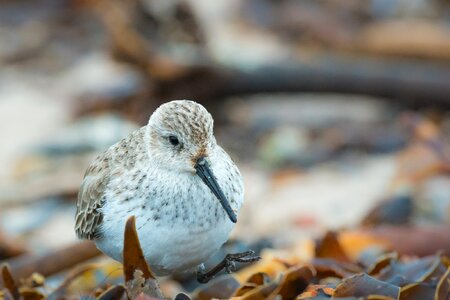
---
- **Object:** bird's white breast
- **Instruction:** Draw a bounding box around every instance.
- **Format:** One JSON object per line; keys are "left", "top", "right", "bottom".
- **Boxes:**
{"left": 96, "top": 149, "right": 243, "bottom": 275}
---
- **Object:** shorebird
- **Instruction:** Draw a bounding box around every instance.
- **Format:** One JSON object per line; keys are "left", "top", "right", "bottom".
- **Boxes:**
{"left": 75, "top": 100, "right": 258, "bottom": 282}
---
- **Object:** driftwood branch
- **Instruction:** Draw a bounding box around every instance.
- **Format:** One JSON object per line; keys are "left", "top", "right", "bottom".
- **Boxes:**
{"left": 1, "top": 241, "right": 101, "bottom": 283}
{"left": 214, "top": 56, "right": 450, "bottom": 107}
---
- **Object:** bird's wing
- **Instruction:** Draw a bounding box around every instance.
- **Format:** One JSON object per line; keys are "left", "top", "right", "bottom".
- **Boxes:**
{"left": 75, "top": 126, "right": 146, "bottom": 240}
{"left": 75, "top": 153, "right": 111, "bottom": 240}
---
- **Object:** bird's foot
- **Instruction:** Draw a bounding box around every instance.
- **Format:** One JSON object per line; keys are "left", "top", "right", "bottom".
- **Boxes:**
{"left": 196, "top": 250, "right": 261, "bottom": 283}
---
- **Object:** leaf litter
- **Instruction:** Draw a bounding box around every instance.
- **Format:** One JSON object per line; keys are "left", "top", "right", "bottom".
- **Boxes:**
{"left": 3, "top": 221, "right": 449, "bottom": 299}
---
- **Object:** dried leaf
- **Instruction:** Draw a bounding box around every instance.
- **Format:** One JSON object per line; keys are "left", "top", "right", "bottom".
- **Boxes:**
{"left": 366, "top": 253, "right": 398, "bottom": 276}
{"left": 238, "top": 281, "right": 279, "bottom": 300}
{"left": 97, "top": 285, "right": 126, "bottom": 300}
{"left": 20, "top": 288, "right": 45, "bottom": 300}
{"left": 196, "top": 276, "right": 240, "bottom": 300}
{"left": 276, "top": 266, "right": 315, "bottom": 300}
{"left": 322, "top": 287, "right": 334, "bottom": 296}
{"left": 123, "top": 216, "right": 154, "bottom": 281}
{"left": 338, "top": 231, "right": 390, "bottom": 261}
{"left": 377, "top": 254, "right": 444, "bottom": 287}
{"left": 312, "top": 258, "right": 361, "bottom": 279}
{"left": 234, "top": 284, "right": 259, "bottom": 297}
{"left": 333, "top": 273, "right": 399, "bottom": 298}
{"left": 1, "top": 264, "right": 20, "bottom": 300}
{"left": 234, "top": 272, "right": 271, "bottom": 297}
{"left": 297, "top": 286, "right": 343, "bottom": 300}
{"left": 399, "top": 283, "right": 435, "bottom": 300}
{"left": 435, "top": 267, "right": 450, "bottom": 300}
{"left": 315, "top": 232, "right": 351, "bottom": 263}
{"left": 246, "top": 272, "right": 270, "bottom": 286}
{"left": 296, "top": 291, "right": 319, "bottom": 299}
{"left": 123, "top": 216, "right": 163, "bottom": 299}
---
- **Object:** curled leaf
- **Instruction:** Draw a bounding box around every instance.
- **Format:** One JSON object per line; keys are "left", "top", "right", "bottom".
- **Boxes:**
{"left": 366, "top": 252, "right": 398, "bottom": 276}
{"left": 97, "top": 285, "right": 126, "bottom": 300}
{"left": 315, "top": 232, "right": 351, "bottom": 263}
{"left": 276, "top": 265, "right": 314, "bottom": 299}
{"left": 312, "top": 258, "right": 361, "bottom": 279}
{"left": 435, "top": 267, "right": 450, "bottom": 300}
{"left": 123, "top": 216, "right": 163, "bottom": 300}
{"left": 1, "top": 264, "right": 20, "bottom": 300}
{"left": 238, "top": 281, "right": 279, "bottom": 300}
{"left": 20, "top": 288, "right": 45, "bottom": 300}
{"left": 196, "top": 276, "right": 240, "bottom": 300}
{"left": 333, "top": 273, "right": 399, "bottom": 298}
{"left": 246, "top": 272, "right": 270, "bottom": 286}
{"left": 399, "top": 283, "right": 435, "bottom": 300}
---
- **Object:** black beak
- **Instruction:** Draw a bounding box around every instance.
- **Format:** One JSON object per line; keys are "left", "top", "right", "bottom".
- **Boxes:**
{"left": 194, "top": 157, "right": 237, "bottom": 223}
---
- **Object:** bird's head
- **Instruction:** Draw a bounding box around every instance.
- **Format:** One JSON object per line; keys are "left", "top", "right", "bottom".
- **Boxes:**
{"left": 147, "top": 100, "right": 237, "bottom": 223}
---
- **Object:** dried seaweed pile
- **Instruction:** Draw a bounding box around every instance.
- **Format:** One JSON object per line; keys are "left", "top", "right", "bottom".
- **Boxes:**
{"left": 1, "top": 218, "right": 449, "bottom": 299}
{"left": 201, "top": 233, "right": 450, "bottom": 300}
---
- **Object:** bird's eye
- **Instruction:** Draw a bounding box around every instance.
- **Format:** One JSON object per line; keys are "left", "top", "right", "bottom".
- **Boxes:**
{"left": 168, "top": 135, "right": 180, "bottom": 146}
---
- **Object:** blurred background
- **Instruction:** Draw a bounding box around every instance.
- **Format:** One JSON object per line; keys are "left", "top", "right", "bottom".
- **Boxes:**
{"left": 0, "top": 0, "right": 450, "bottom": 298}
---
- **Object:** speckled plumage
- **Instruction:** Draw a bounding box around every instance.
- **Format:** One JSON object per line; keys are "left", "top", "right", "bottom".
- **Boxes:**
{"left": 75, "top": 100, "right": 244, "bottom": 275}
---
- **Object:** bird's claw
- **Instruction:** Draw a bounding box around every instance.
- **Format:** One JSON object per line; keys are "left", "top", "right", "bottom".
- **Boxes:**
{"left": 197, "top": 250, "right": 261, "bottom": 283}
{"left": 225, "top": 261, "right": 235, "bottom": 273}
{"left": 225, "top": 250, "right": 261, "bottom": 265}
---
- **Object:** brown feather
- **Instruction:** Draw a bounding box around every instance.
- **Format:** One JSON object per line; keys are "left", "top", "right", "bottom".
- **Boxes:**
{"left": 75, "top": 127, "right": 146, "bottom": 239}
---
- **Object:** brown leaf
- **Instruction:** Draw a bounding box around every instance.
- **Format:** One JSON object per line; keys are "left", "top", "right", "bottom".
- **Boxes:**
{"left": 377, "top": 254, "right": 444, "bottom": 287}
{"left": 1, "top": 264, "right": 20, "bottom": 300}
{"left": 315, "top": 231, "right": 351, "bottom": 263}
{"left": 238, "top": 281, "right": 279, "bottom": 300}
{"left": 297, "top": 286, "right": 342, "bottom": 300}
{"left": 312, "top": 258, "right": 361, "bottom": 279}
{"left": 421, "top": 256, "right": 448, "bottom": 287}
{"left": 246, "top": 272, "right": 270, "bottom": 286}
{"left": 234, "top": 272, "right": 271, "bottom": 297}
{"left": 97, "top": 285, "right": 126, "bottom": 300}
{"left": 196, "top": 276, "right": 240, "bottom": 300}
{"left": 123, "top": 216, "right": 163, "bottom": 300}
{"left": 333, "top": 273, "right": 399, "bottom": 298}
{"left": 234, "top": 284, "right": 259, "bottom": 297}
{"left": 20, "top": 288, "right": 45, "bottom": 300}
{"left": 435, "top": 267, "right": 450, "bottom": 300}
{"left": 398, "top": 283, "right": 435, "bottom": 300}
{"left": 296, "top": 291, "right": 319, "bottom": 299}
{"left": 276, "top": 266, "right": 315, "bottom": 300}
{"left": 366, "top": 252, "right": 398, "bottom": 276}
{"left": 123, "top": 216, "right": 154, "bottom": 281}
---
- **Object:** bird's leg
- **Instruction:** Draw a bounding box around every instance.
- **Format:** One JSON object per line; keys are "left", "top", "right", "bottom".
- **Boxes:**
{"left": 196, "top": 250, "right": 261, "bottom": 283}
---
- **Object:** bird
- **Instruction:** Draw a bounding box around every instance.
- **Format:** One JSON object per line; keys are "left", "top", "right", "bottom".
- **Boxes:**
{"left": 75, "top": 100, "right": 258, "bottom": 282}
